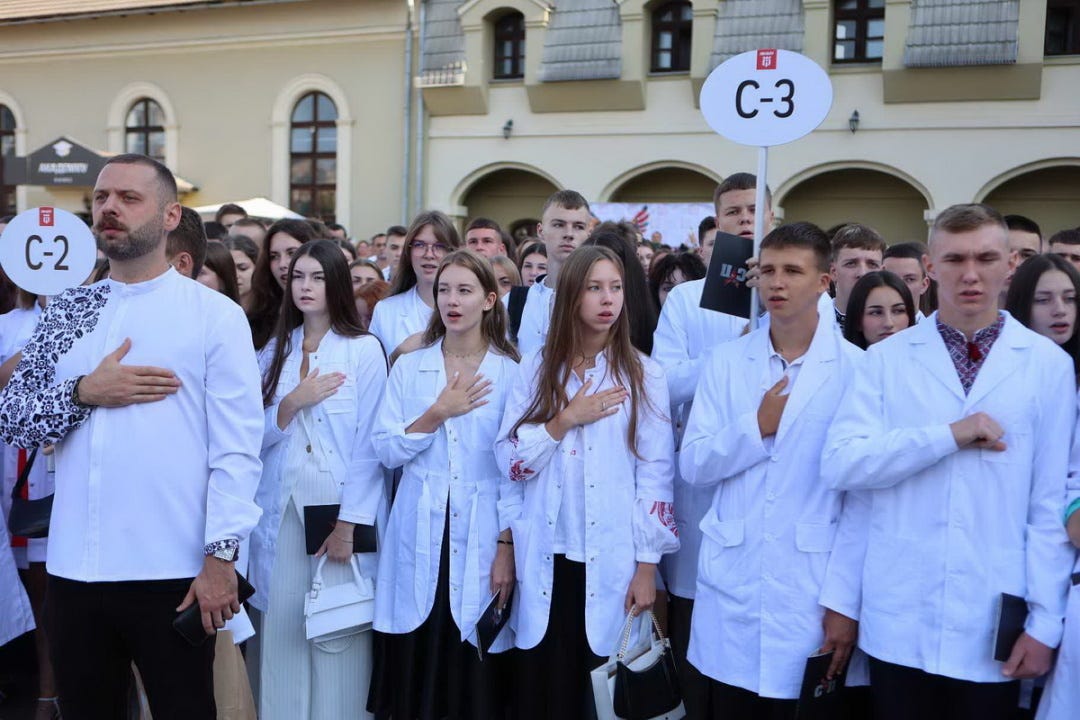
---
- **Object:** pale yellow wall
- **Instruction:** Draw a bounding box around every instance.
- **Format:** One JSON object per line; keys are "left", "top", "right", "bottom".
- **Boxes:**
{"left": 984, "top": 167, "right": 1080, "bottom": 237}
{"left": 461, "top": 168, "right": 557, "bottom": 230}
{"left": 0, "top": 0, "right": 409, "bottom": 238}
{"left": 610, "top": 167, "right": 716, "bottom": 203}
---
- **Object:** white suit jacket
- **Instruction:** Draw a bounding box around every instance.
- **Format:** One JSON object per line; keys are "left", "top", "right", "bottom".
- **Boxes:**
{"left": 822, "top": 312, "right": 1075, "bottom": 683}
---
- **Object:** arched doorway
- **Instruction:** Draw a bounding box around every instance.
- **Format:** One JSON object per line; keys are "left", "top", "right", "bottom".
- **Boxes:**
{"left": 982, "top": 166, "right": 1080, "bottom": 237}
{"left": 461, "top": 168, "right": 559, "bottom": 243}
{"left": 780, "top": 168, "right": 930, "bottom": 244}
{"left": 609, "top": 167, "right": 716, "bottom": 203}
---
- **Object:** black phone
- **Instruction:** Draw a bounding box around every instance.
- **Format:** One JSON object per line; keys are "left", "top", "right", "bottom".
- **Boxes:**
{"left": 172, "top": 572, "right": 256, "bottom": 646}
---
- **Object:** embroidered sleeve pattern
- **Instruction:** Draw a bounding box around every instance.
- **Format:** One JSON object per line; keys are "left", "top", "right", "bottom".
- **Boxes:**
{"left": 649, "top": 500, "right": 679, "bottom": 538}
{"left": 0, "top": 286, "right": 110, "bottom": 448}
{"left": 203, "top": 538, "right": 241, "bottom": 558}
{"left": 508, "top": 436, "right": 537, "bottom": 483}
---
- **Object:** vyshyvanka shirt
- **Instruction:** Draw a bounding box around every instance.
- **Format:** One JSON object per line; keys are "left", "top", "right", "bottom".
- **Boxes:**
{"left": 0, "top": 268, "right": 264, "bottom": 582}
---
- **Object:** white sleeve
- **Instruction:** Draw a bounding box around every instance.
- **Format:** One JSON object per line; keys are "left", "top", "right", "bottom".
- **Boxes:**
{"left": 371, "top": 357, "right": 438, "bottom": 470}
{"left": 652, "top": 289, "right": 702, "bottom": 408}
{"left": 631, "top": 364, "right": 679, "bottom": 563}
{"left": 338, "top": 338, "right": 389, "bottom": 525}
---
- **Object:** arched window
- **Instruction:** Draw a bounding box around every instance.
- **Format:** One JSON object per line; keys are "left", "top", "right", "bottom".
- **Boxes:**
{"left": 290, "top": 92, "right": 338, "bottom": 222}
{"left": 493, "top": 11, "right": 525, "bottom": 80}
{"left": 0, "top": 105, "right": 16, "bottom": 216}
{"left": 651, "top": 1, "right": 693, "bottom": 73}
{"left": 125, "top": 98, "right": 166, "bottom": 161}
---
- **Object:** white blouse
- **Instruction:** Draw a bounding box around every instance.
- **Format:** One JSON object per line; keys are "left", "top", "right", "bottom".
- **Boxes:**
{"left": 368, "top": 286, "right": 432, "bottom": 357}
{"left": 371, "top": 340, "right": 518, "bottom": 651}
{"left": 495, "top": 349, "right": 680, "bottom": 655}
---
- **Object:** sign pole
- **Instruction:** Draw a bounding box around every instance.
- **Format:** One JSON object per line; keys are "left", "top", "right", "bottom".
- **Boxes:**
{"left": 749, "top": 145, "right": 768, "bottom": 331}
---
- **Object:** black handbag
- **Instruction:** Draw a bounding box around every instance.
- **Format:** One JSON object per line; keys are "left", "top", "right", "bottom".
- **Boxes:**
{"left": 8, "top": 447, "right": 52, "bottom": 539}
{"left": 612, "top": 611, "right": 684, "bottom": 720}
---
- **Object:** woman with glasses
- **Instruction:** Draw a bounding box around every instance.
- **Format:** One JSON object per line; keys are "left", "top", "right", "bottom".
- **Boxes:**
{"left": 369, "top": 212, "right": 463, "bottom": 359}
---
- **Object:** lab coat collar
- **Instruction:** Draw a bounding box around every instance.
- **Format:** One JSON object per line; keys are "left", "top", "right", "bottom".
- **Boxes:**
{"left": 415, "top": 337, "right": 505, "bottom": 382}
{"left": 771, "top": 310, "right": 840, "bottom": 443}
{"left": 962, "top": 312, "right": 1033, "bottom": 410}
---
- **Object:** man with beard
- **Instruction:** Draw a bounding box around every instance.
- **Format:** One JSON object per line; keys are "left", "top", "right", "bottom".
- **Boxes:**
{"left": 0, "top": 154, "right": 264, "bottom": 719}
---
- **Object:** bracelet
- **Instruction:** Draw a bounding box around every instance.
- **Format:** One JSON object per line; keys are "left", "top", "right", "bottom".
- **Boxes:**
{"left": 497, "top": 539, "right": 513, "bottom": 546}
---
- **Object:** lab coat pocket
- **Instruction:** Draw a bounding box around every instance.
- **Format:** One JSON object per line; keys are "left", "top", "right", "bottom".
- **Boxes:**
{"left": 697, "top": 516, "right": 745, "bottom": 593}
{"left": 324, "top": 381, "right": 356, "bottom": 414}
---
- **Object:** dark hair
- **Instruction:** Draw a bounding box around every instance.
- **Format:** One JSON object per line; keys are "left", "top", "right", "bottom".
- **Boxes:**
{"left": 165, "top": 206, "right": 208, "bottom": 279}
{"left": 541, "top": 189, "right": 590, "bottom": 216}
{"left": 1006, "top": 253, "right": 1080, "bottom": 376}
{"left": 102, "top": 153, "right": 177, "bottom": 204}
{"left": 222, "top": 234, "right": 259, "bottom": 265}
{"left": 249, "top": 219, "right": 319, "bottom": 349}
{"left": 830, "top": 223, "right": 887, "bottom": 260}
{"left": 584, "top": 227, "right": 658, "bottom": 354}
{"left": 1049, "top": 228, "right": 1080, "bottom": 247}
{"left": 466, "top": 217, "right": 502, "bottom": 234}
{"left": 202, "top": 241, "right": 241, "bottom": 303}
{"left": 385, "top": 225, "right": 407, "bottom": 238}
{"left": 698, "top": 215, "right": 717, "bottom": 244}
{"left": 233, "top": 216, "right": 266, "bottom": 231}
{"left": 203, "top": 221, "right": 228, "bottom": 241}
{"left": 326, "top": 222, "right": 348, "bottom": 236}
{"left": 215, "top": 203, "right": 247, "bottom": 224}
{"left": 420, "top": 250, "right": 520, "bottom": 361}
{"left": 349, "top": 258, "right": 383, "bottom": 278}
{"left": 0, "top": 215, "right": 14, "bottom": 224}
{"left": 883, "top": 241, "right": 928, "bottom": 269}
{"left": 388, "top": 211, "right": 462, "bottom": 296}
{"left": 335, "top": 238, "right": 358, "bottom": 261}
{"left": 262, "top": 240, "right": 368, "bottom": 405}
{"left": 713, "top": 172, "right": 771, "bottom": 209}
{"left": 1004, "top": 214, "right": 1042, "bottom": 239}
{"left": 931, "top": 203, "right": 1007, "bottom": 241}
{"left": 511, "top": 245, "right": 656, "bottom": 457}
{"left": 760, "top": 222, "right": 831, "bottom": 273}
{"left": 647, "top": 251, "right": 707, "bottom": 309}
{"left": 843, "top": 271, "right": 916, "bottom": 350}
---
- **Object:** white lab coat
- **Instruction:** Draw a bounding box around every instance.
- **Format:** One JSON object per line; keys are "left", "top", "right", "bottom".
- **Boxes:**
{"left": 652, "top": 278, "right": 745, "bottom": 598}
{"left": 515, "top": 280, "right": 554, "bottom": 356}
{"left": 822, "top": 312, "right": 1075, "bottom": 683}
{"left": 0, "top": 509, "right": 33, "bottom": 646}
{"left": 249, "top": 329, "right": 389, "bottom": 611}
{"left": 368, "top": 286, "right": 432, "bottom": 357}
{"left": 495, "top": 349, "right": 680, "bottom": 656}
{"left": 680, "top": 313, "right": 866, "bottom": 699}
{"left": 371, "top": 340, "right": 517, "bottom": 651}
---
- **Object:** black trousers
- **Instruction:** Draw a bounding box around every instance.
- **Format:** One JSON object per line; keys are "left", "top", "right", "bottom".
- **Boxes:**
{"left": 668, "top": 594, "right": 715, "bottom": 719}
{"left": 703, "top": 678, "right": 797, "bottom": 720}
{"left": 46, "top": 574, "right": 216, "bottom": 720}
{"left": 868, "top": 655, "right": 1019, "bottom": 720}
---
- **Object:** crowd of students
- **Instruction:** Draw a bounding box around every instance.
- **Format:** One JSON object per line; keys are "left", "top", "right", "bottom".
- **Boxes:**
{"left": 1, "top": 155, "right": 1079, "bottom": 720}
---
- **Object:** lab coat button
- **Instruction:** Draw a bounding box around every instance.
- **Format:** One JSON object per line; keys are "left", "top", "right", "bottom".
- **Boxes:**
{"left": 770, "top": 456, "right": 779, "bottom": 463}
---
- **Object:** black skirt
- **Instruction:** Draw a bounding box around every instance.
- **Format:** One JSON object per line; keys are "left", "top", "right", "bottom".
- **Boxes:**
{"left": 513, "top": 555, "right": 606, "bottom": 720}
{"left": 367, "top": 510, "right": 511, "bottom": 720}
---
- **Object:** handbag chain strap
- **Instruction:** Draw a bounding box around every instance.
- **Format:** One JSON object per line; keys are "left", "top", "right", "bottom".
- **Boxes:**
{"left": 616, "top": 605, "right": 667, "bottom": 660}
{"left": 9, "top": 446, "right": 38, "bottom": 501}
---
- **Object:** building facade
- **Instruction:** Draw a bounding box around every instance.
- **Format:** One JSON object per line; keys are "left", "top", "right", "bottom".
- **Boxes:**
{"left": 0, "top": 0, "right": 1077, "bottom": 244}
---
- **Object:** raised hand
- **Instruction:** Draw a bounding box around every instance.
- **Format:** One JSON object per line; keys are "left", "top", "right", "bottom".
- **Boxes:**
{"left": 757, "top": 376, "right": 789, "bottom": 438}
{"left": 949, "top": 411, "right": 1006, "bottom": 452}
{"left": 434, "top": 372, "right": 493, "bottom": 419}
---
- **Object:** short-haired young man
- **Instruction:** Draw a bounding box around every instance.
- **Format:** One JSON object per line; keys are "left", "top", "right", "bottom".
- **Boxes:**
{"left": 230, "top": 216, "right": 266, "bottom": 246}
{"left": 516, "top": 190, "right": 592, "bottom": 353}
{"left": 883, "top": 241, "right": 931, "bottom": 320}
{"left": 383, "top": 225, "right": 407, "bottom": 281}
{"left": 1004, "top": 214, "right": 1042, "bottom": 262}
{"left": 166, "top": 206, "right": 209, "bottom": 280}
{"left": 464, "top": 217, "right": 507, "bottom": 259}
{"left": 653, "top": 173, "right": 774, "bottom": 715}
{"left": 697, "top": 215, "right": 718, "bottom": 267}
{"left": 214, "top": 202, "right": 247, "bottom": 229}
{"left": 823, "top": 204, "right": 1074, "bottom": 720}
{"left": 830, "top": 223, "right": 886, "bottom": 330}
{"left": 0, "top": 155, "right": 264, "bottom": 717}
{"left": 681, "top": 222, "right": 865, "bottom": 718}
{"left": 1049, "top": 228, "right": 1080, "bottom": 272}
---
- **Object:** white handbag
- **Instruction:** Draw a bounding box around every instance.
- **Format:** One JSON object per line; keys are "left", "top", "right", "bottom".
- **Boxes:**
{"left": 303, "top": 554, "right": 375, "bottom": 643}
{"left": 591, "top": 609, "right": 686, "bottom": 720}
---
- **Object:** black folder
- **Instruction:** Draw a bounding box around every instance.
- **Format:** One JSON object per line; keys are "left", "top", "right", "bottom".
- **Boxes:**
{"left": 795, "top": 649, "right": 848, "bottom": 719}
{"left": 302, "top": 504, "right": 378, "bottom": 555}
{"left": 474, "top": 589, "right": 513, "bottom": 660}
{"left": 699, "top": 231, "right": 754, "bottom": 318}
{"left": 993, "top": 592, "right": 1028, "bottom": 662}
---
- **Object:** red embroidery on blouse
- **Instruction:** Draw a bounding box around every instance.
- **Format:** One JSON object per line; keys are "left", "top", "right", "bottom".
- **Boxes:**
{"left": 510, "top": 458, "right": 535, "bottom": 483}
{"left": 650, "top": 501, "right": 678, "bottom": 537}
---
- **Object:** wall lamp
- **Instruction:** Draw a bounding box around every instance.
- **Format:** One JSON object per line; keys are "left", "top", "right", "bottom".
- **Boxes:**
{"left": 502, "top": 119, "right": 514, "bottom": 139}
{"left": 849, "top": 110, "right": 860, "bottom": 134}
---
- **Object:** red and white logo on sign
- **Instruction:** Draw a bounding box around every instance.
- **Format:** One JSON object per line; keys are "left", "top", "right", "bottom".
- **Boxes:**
{"left": 39, "top": 207, "right": 54, "bottom": 227}
{"left": 757, "top": 49, "right": 778, "bottom": 70}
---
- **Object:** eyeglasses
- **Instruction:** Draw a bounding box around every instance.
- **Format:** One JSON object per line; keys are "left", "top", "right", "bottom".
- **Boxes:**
{"left": 408, "top": 239, "right": 451, "bottom": 255}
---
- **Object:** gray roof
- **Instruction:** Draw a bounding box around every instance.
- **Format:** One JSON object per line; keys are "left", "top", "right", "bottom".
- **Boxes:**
{"left": 710, "top": 0, "right": 805, "bottom": 70}
{"left": 420, "top": 0, "right": 466, "bottom": 86}
{"left": 538, "top": 0, "right": 622, "bottom": 82}
{"left": 903, "top": 0, "right": 1019, "bottom": 67}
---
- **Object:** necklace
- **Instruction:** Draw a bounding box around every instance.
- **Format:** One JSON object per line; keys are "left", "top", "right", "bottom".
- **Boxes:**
{"left": 442, "top": 344, "right": 486, "bottom": 360}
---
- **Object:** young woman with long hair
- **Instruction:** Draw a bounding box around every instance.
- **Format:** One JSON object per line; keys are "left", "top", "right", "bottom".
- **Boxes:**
{"left": 583, "top": 226, "right": 658, "bottom": 355}
{"left": 648, "top": 251, "right": 706, "bottom": 309}
{"left": 1005, "top": 252, "right": 1080, "bottom": 377}
{"left": 249, "top": 239, "right": 388, "bottom": 720}
{"left": 495, "top": 245, "right": 679, "bottom": 719}
{"left": 247, "top": 218, "right": 318, "bottom": 351}
{"left": 197, "top": 240, "right": 241, "bottom": 303}
{"left": 368, "top": 250, "right": 520, "bottom": 719}
{"left": 368, "top": 211, "right": 462, "bottom": 357}
{"left": 842, "top": 270, "right": 917, "bottom": 350}
{"left": 516, "top": 241, "right": 547, "bottom": 287}
{"left": 223, "top": 234, "right": 259, "bottom": 312}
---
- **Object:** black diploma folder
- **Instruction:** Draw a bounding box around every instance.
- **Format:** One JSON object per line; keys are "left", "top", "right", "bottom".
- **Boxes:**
{"left": 796, "top": 649, "right": 848, "bottom": 719}
{"left": 699, "top": 231, "right": 754, "bottom": 318}
{"left": 474, "top": 589, "right": 513, "bottom": 660}
{"left": 172, "top": 572, "right": 256, "bottom": 646}
{"left": 302, "top": 504, "right": 378, "bottom": 555}
{"left": 993, "top": 592, "right": 1028, "bottom": 662}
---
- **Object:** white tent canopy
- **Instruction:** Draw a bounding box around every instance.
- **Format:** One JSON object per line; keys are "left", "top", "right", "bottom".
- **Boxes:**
{"left": 192, "top": 197, "right": 304, "bottom": 221}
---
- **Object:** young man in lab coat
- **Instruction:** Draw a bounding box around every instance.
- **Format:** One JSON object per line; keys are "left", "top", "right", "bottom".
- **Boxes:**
{"left": 822, "top": 204, "right": 1075, "bottom": 720}
{"left": 681, "top": 222, "right": 865, "bottom": 717}
{"left": 653, "top": 172, "right": 772, "bottom": 714}
{"left": 829, "top": 223, "right": 886, "bottom": 331}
